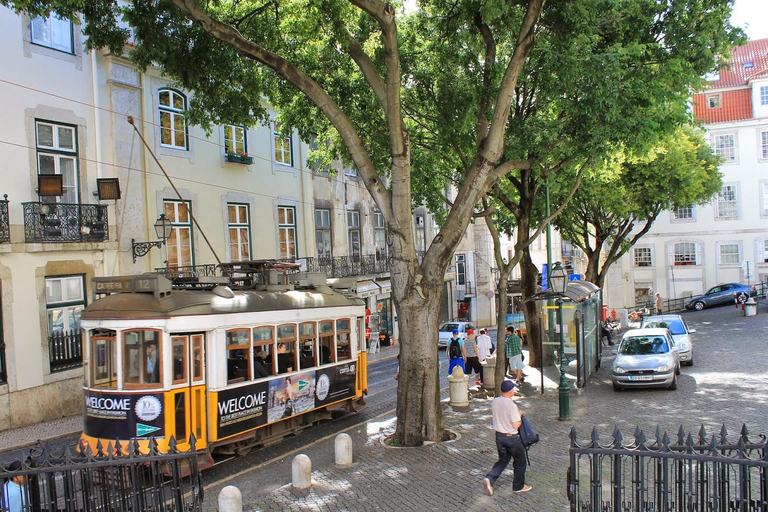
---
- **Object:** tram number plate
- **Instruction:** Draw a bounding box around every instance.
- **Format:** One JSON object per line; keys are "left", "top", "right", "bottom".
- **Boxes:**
{"left": 629, "top": 375, "right": 652, "bottom": 381}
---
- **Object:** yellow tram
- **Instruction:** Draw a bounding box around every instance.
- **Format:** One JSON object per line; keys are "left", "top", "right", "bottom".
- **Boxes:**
{"left": 79, "top": 268, "right": 368, "bottom": 470}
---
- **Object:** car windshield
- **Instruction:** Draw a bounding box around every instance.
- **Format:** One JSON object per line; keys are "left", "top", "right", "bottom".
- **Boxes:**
{"left": 619, "top": 336, "right": 669, "bottom": 355}
{"left": 643, "top": 320, "right": 685, "bottom": 335}
{"left": 440, "top": 323, "right": 461, "bottom": 332}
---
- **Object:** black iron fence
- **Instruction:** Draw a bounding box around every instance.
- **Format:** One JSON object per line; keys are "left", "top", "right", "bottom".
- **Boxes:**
{"left": 22, "top": 202, "right": 109, "bottom": 243}
{"left": 0, "top": 196, "right": 9, "bottom": 243}
{"left": 568, "top": 424, "right": 768, "bottom": 512}
{"left": 0, "top": 437, "right": 203, "bottom": 511}
{"left": 48, "top": 330, "right": 82, "bottom": 373}
{"left": 307, "top": 254, "right": 390, "bottom": 277}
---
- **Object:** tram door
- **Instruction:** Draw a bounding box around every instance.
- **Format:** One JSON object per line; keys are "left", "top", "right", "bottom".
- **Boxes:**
{"left": 169, "top": 334, "right": 206, "bottom": 449}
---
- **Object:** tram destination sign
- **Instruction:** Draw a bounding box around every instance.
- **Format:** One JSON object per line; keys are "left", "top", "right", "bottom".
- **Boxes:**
{"left": 93, "top": 275, "right": 172, "bottom": 295}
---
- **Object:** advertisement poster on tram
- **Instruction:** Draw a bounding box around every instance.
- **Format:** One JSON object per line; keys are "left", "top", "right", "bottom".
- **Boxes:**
{"left": 216, "top": 381, "right": 269, "bottom": 439}
{"left": 84, "top": 390, "right": 165, "bottom": 440}
{"left": 267, "top": 370, "right": 316, "bottom": 423}
{"left": 314, "top": 362, "right": 356, "bottom": 408}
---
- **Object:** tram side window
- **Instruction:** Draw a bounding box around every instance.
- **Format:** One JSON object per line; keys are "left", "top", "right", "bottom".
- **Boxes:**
{"left": 192, "top": 334, "right": 204, "bottom": 382}
{"left": 277, "top": 324, "right": 297, "bottom": 374}
{"left": 226, "top": 328, "right": 251, "bottom": 384}
{"left": 253, "top": 326, "right": 274, "bottom": 378}
{"left": 337, "top": 318, "right": 351, "bottom": 361}
{"left": 319, "top": 320, "right": 335, "bottom": 364}
{"left": 172, "top": 337, "right": 187, "bottom": 384}
{"left": 123, "top": 329, "right": 161, "bottom": 387}
{"left": 299, "top": 322, "right": 316, "bottom": 369}
{"left": 90, "top": 331, "right": 117, "bottom": 389}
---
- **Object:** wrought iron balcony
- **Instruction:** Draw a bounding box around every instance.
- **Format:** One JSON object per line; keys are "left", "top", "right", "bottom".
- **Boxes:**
{"left": 307, "top": 254, "right": 391, "bottom": 278}
{"left": 23, "top": 202, "right": 109, "bottom": 243}
{"left": 0, "top": 197, "right": 9, "bottom": 243}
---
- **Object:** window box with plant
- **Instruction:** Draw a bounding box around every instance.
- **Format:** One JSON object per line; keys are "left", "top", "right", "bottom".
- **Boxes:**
{"left": 225, "top": 151, "right": 254, "bottom": 165}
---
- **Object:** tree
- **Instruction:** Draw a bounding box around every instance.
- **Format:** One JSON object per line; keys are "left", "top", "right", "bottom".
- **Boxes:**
{"left": 3, "top": 0, "right": 740, "bottom": 445}
{"left": 553, "top": 126, "right": 722, "bottom": 290}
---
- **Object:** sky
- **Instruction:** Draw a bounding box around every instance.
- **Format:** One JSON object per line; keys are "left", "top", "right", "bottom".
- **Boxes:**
{"left": 730, "top": 0, "right": 768, "bottom": 41}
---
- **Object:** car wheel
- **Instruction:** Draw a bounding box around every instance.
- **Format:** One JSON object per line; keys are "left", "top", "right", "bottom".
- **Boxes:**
{"left": 693, "top": 301, "right": 705, "bottom": 311}
{"left": 668, "top": 374, "right": 678, "bottom": 390}
{"left": 613, "top": 382, "right": 622, "bottom": 391}
{"left": 685, "top": 359, "right": 693, "bottom": 367}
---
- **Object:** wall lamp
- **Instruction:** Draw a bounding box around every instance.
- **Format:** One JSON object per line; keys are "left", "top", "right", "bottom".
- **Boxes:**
{"left": 132, "top": 214, "right": 173, "bottom": 263}
{"left": 95, "top": 178, "right": 121, "bottom": 200}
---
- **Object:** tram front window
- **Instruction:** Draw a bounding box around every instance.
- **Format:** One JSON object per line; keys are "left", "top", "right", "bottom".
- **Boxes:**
{"left": 123, "top": 329, "right": 161, "bottom": 387}
{"left": 89, "top": 330, "right": 117, "bottom": 389}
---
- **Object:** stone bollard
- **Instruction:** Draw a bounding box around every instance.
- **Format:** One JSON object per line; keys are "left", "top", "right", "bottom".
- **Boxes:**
{"left": 335, "top": 433, "right": 353, "bottom": 465}
{"left": 292, "top": 454, "right": 312, "bottom": 489}
{"left": 218, "top": 485, "right": 242, "bottom": 512}
{"left": 745, "top": 298, "right": 757, "bottom": 317}
{"left": 619, "top": 308, "right": 629, "bottom": 328}
{"left": 448, "top": 365, "right": 469, "bottom": 407}
{"left": 481, "top": 354, "right": 497, "bottom": 390}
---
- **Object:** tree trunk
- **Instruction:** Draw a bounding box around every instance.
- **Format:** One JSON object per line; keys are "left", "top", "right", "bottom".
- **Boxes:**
{"left": 520, "top": 248, "right": 545, "bottom": 367}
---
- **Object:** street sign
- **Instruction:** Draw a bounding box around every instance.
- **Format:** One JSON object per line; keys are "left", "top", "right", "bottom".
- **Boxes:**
{"left": 742, "top": 260, "right": 753, "bottom": 279}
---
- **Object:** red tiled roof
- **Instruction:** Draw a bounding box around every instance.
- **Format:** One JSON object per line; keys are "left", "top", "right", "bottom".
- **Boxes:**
{"left": 704, "top": 38, "right": 768, "bottom": 89}
{"left": 692, "top": 89, "right": 752, "bottom": 123}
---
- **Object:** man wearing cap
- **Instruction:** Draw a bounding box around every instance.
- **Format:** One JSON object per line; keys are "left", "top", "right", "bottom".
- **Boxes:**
{"left": 447, "top": 329, "right": 466, "bottom": 375}
{"left": 2, "top": 460, "right": 27, "bottom": 512}
{"left": 483, "top": 380, "right": 532, "bottom": 495}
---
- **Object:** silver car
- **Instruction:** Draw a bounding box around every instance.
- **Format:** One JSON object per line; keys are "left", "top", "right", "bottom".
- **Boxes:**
{"left": 641, "top": 315, "right": 695, "bottom": 366}
{"left": 612, "top": 328, "right": 680, "bottom": 391}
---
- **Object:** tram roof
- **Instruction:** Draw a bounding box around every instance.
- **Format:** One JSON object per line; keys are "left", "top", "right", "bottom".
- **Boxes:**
{"left": 81, "top": 287, "right": 364, "bottom": 320}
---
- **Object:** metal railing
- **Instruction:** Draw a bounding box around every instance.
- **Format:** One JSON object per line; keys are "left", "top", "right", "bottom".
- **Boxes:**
{"left": 567, "top": 424, "right": 768, "bottom": 512}
{"left": 634, "top": 297, "right": 688, "bottom": 314}
{"left": 48, "top": 329, "right": 82, "bottom": 373}
{"left": 22, "top": 202, "right": 109, "bottom": 243}
{"left": 0, "top": 196, "right": 9, "bottom": 243}
{"left": 0, "top": 437, "right": 203, "bottom": 511}
{"left": 307, "top": 254, "right": 390, "bottom": 277}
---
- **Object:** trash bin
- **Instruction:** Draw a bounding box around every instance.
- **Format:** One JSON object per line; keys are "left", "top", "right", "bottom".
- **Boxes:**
{"left": 745, "top": 298, "right": 757, "bottom": 317}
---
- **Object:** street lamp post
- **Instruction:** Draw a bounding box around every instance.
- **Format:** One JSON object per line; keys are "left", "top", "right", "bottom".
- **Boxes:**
{"left": 549, "top": 261, "right": 569, "bottom": 421}
{"left": 132, "top": 214, "right": 173, "bottom": 265}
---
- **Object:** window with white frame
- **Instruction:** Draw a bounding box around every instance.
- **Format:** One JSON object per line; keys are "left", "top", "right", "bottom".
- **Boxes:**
{"left": 158, "top": 89, "right": 188, "bottom": 149}
{"left": 456, "top": 254, "right": 466, "bottom": 286}
{"left": 762, "top": 182, "right": 768, "bottom": 216}
{"left": 273, "top": 124, "right": 292, "bottom": 165}
{"left": 45, "top": 275, "right": 85, "bottom": 335}
{"left": 36, "top": 120, "right": 79, "bottom": 203}
{"left": 706, "top": 94, "right": 721, "bottom": 109}
{"left": 761, "top": 86, "right": 768, "bottom": 106}
{"left": 31, "top": 14, "right": 73, "bottom": 53}
{"left": 224, "top": 125, "right": 246, "bottom": 156}
{"left": 414, "top": 214, "right": 426, "bottom": 253}
{"left": 673, "top": 205, "right": 693, "bottom": 220}
{"left": 164, "top": 200, "right": 193, "bottom": 267}
{"left": 718, "top": 243, "right": 740, "bottom": 265}
{"left": 347, "top": 210, "right": 360, "bottom": 261}
{"left": 674, "top": 242, "right": 698, "bottom": 265}
{"left": 278, "top": 206, "right": 297, "bottom": 259}
{"left": 315, "top": 209, "right": 332, "bottom": 259}
{"left": 762, "top": 239, "right": 768, "bottom": 263}
{"left": 374, "top": 211, "right": 387, "bottom": 261}
{"left": 716, "top": 184, "right": 739, "bottom": 218}
{"left": 227, "top": 203, "right": 251, "bottom": 261}
{"left": 634, "top": 247, "right": 653, "bottom": 267}
{"left": 344, "top": 166, "right": 358, "bottom": 177}
{"left": 761, "top": 130, "right": 768, "bottom": 160}
{"left": 712, "top": 134, "right": 735, "bottom": 162}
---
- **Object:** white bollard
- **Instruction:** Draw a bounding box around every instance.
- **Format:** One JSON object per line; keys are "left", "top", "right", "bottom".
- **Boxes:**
{"left": 218, "top": 485, "right": 242, "bottom": 512}
{"left": 335, "top": 433, "right": 353, "bottom": 465}
{"left": 447, "top": 365, "right": 469, "bottom": 407}
{"left": 481, "top": 354, "right": 497, "bottom": 390}
{"left": 292, "top": 454, "right": 312, "bottom": 489}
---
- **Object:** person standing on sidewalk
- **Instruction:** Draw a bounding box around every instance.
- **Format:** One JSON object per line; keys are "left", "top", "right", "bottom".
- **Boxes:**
{"left": 2, "top": 460, "right": 27, "bottom": 512}
{"left": 655, "top": 293, "right": 663, "bottom": 314}
{"left": 505, "top": 326, "right": 524, "bottom": 383}
{"left": 464, "top": 329, "right": 482, "bottom": 385}
{"left": 476, "top": 328, "right": 493, "bottom": 384}
{"left": 483, "top": 380, "right": 531, "bottom": 496}
{"left": 447, "top": 329, "right": 466, "bottom": 375}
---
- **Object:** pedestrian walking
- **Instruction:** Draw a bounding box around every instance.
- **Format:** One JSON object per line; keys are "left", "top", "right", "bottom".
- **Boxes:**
{"left": 447, "top": 329, "right": 466, "bottom": 375}
{"left": 505, "top": 326, "right": 524, "bottom": 383}
{"left": 2, "top": 460, "right": 27, "bottom": 512}
{"left": 655, "top": 293, "right": 663, "bottom": 314}
{"left": 464, "top": 329, "right": 482, "bottom": 385}
{"left": 483, "top": 380, "right": 531, "bottom": 496}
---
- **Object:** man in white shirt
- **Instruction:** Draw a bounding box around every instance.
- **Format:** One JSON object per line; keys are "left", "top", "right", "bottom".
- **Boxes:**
{"left": 476, "top": 328, "right": 494, "bottom": 384}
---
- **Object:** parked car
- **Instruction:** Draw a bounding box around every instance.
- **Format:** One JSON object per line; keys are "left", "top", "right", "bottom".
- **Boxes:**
{"left": 611, "top": 328, "right": 680, "bottom": 391}
{"left": 437, "top": 321, "right": 476, "bottom": 347}
{"left": 685, "top": 283, "right": 755, "bottom": 311}
{"left": 641, "top": 315, "right": 695, "bottom": 366}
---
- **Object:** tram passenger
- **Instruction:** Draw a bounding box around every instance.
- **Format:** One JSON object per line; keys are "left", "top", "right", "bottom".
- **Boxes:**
{"left": 254, "top": 352, "right": 270, "bottom": 378}
{"left": 146, "top": 343, "right": 159, "bottom": 383}
{"left": 277, "top": 343, "right": 294, "bottom": 373}
{"left": 173, "top": 344, "right": 185, "bottom": 380}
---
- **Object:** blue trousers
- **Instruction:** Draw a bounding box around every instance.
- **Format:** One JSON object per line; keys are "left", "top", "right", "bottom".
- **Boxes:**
{"left": 448, "top": 358, "right": 465, "bottom": 375}
{"left": 485, "top": 432, "right": 527, "bottom": 491}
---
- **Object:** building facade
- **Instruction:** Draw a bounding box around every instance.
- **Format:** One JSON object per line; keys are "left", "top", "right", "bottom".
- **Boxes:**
{"left": 604, "top": 39, "right": 768, "bottom": 309}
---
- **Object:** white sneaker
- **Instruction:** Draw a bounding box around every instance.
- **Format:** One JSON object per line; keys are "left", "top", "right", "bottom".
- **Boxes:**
{"left": 483, "top": 478, "right": 493, "bottom": 496}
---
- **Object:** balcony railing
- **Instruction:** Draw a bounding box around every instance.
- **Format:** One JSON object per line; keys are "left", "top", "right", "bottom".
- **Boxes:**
{"left": 0, "top": 196, "right": 9, "bottom": 243}
{"left": 307, "top": 254, "right": 391, "bottom": 278}
{"left": 49, "top": 329, "right": 83, "bottom": 373}
{"left": 23, "top": 202, "right": 109, "bottom": 243}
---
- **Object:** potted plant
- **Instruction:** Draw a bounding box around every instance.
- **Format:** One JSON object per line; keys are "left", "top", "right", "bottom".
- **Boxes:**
{"left": 238, "top": 152, "right": 254, "bottom": 164}
{"left": 225, "top": 150, "right": 241, "bottom": 163}
{"left": 225, "top": 151, "right": 253, "bottom": 164}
